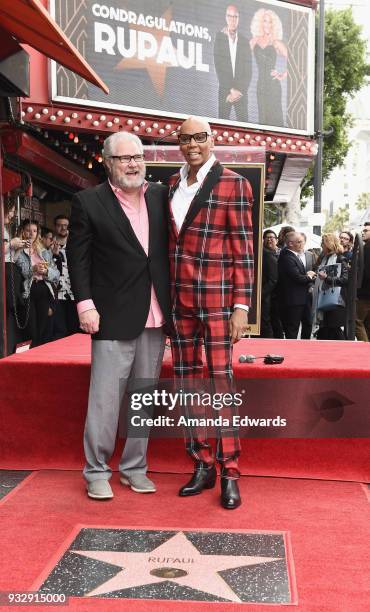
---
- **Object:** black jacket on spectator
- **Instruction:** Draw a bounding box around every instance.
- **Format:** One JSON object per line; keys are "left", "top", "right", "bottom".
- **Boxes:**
{"left": 358, "top": 241, "right": 370, "bottom": 299}
{"left": 277, "top": 249, "right": 313, "bottom": 306}
{"left": 260, "top": 248, "right": 278, "bottom": 337}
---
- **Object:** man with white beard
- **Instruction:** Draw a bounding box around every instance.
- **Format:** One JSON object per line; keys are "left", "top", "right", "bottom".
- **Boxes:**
{"left": 67, "top": 132, "right": 171, "bottom": 500}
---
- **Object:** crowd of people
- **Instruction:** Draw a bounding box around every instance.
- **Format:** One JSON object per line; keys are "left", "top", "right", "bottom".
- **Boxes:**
{"left": 261, "top": 223, "right": 370, "bottom": 342}
{"left": 3, "top": 205, "right": 79, "bottom": 354}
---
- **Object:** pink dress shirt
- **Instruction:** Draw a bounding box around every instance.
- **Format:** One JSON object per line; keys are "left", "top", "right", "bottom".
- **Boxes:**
{"left": 77, "top": 181, "right": 164, "bottom": 327}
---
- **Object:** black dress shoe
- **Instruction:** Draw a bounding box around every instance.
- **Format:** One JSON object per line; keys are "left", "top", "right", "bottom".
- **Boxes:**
{"left": 179, "top": 463, "right": 217, "bottom": 497}
{"left": 221, "top": 477, "right": 241, "bottom": 509}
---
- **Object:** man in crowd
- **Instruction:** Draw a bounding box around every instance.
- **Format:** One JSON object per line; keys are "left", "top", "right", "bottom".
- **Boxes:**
{"left": 52, "top": 214, "right": 79, "bottom": 339}
{"left": 260, "top": 230, "right": 278, "bottom": 338}
{"left": 168, "top": 116, "right": 254, "bottom": 509}
{"left": 297, "top": 233, "right": 316, "bottom": 339}
{"left": 339, "top": 230, "right": 354, "bottom": 262}
{"left": 41, "top": 226, "right": 57, "bottom": 340}
{"left": 67, "top": 132, "right": 171, "bottom": 500}
{"left": 276, "top": 225, "right": 295, "bottom": 253}
{"left": 40, "top": 227, "right": 54, "bottom": 251}
{"left": 277, "top": 232, "right": 316, "bottom": 339}
{"left": 213, "top": 5, "right": 252, "bottom": 122}
{"left": 355, "top": 222, "right": 370, "bottom": 341}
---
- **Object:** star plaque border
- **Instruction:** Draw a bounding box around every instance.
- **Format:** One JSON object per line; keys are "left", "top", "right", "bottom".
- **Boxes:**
{"left": 32, "top": 525, "right": 297, "bottom": 605}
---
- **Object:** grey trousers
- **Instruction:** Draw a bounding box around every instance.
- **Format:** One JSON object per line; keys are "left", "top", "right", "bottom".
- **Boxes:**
{"left": 83, "top": 328, "right": 165, "bottom": 482}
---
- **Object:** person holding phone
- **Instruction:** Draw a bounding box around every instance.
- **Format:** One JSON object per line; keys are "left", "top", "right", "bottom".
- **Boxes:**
{"left": 16, "top": 220, "right": 60, "bottom": 347}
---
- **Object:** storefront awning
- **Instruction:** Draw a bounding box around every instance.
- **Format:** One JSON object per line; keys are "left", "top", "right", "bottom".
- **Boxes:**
{"left": 0, "top": 0, "right": 108, "bottom": 94}
{"left": 2, "top": 129, "right": 99, "bottom": 192}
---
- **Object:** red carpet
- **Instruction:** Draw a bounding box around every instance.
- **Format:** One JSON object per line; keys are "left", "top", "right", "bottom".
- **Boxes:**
{"left": 0, "top": 471, "right": 369, "bottom": 611}
{"left": 0, "top": 335, "right": 369, "bottom": 480}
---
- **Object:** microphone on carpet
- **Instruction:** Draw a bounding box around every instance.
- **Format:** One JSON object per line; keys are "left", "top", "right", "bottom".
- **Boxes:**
{"left": 239, "top": 354, "right": 284, "bottom": 364}
{"left": 239, "top": 354, "right": 256, "bottom": 363}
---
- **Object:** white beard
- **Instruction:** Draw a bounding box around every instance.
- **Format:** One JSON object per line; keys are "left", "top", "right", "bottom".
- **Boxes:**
{"left": 113, "top": 167, "right": 146, "bottom": 190}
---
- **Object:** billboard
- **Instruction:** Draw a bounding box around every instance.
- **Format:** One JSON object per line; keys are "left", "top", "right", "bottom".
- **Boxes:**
{"left": 51, "top": 0, "right": 315, "bottom": 134}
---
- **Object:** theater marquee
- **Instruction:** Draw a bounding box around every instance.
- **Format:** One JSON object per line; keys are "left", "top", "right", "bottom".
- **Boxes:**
{"left": 50, "top": 0, "right": 315, "bottom": 134}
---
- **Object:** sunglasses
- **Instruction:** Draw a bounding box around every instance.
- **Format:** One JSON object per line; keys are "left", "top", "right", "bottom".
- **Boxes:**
{"left": 178, "top": 132, "right": 210, "bottom": 145}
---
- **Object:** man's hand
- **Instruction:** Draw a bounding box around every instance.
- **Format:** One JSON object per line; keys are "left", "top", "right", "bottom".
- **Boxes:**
{"left": 79, "top": 309, "right": 100, "bottom": 334}
{"left": 51, "top": 240, "right": 60, "bottom": 255}
{"left": 226, "top": 88, "right": 242, "bottom": 103}
{"left": 229, "top": 308, "right": 249, "bottom": 344}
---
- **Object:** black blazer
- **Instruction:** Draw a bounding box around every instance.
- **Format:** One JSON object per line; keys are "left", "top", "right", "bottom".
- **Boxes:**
{"left": 262, "top": 248, "right": 278, "bottom": 301}
{"left": 358, "top": 241, "right": 370, "bottom": 299}
{"left": 213, "top": 31, "right": 252, "bottom": 97}
{"left": 67, "top": 181, "right": 171, "bottom": 340}
{"left": 277, "top": 249, "right": 313, "bottom": 306}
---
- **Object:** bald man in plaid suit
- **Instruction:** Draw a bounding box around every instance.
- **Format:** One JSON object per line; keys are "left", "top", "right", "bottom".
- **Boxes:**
{"left": 168, "top": 116, "right": 254, "bottom": 509}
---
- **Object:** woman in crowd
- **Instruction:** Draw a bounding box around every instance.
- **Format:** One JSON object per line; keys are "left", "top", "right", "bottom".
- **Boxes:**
{"left": 2, "top": 200, "right": 25, "bottom": 354}
{"left": 314, "top": 233, "right": 348, "bottom": 340}
{"left": 16, "top": 220, "right": 60, "bottom": 347}
{"left": 250, "top": 8, "right": 287, "bottom": 126}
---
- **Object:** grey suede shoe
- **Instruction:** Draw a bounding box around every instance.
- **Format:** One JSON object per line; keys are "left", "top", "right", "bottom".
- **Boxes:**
{"left": 120, "top": 474, "right": 156, "bottom": 493}
{"left": 87, "top": 480, "right": 113, "bottom": 499}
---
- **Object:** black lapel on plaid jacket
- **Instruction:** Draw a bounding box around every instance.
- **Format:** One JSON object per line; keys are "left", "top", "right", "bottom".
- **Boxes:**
{"left": 178, "top": 161, "right": 224, "bottom": 237}
{"left": 168, "top": 175, "right": 181, "bottom": 201}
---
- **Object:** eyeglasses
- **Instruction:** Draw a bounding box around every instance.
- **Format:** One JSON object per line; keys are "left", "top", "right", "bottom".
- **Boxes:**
{"left": 178, "top": 132, "right": 211, "bottom": 145}
{"left": 108, "top": 154, "right": 145, "bottom": 163}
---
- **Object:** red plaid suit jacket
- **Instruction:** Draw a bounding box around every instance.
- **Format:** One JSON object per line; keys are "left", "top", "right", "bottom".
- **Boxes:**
{"left": 168, "top": 162, "right": 254, "bottom": 310}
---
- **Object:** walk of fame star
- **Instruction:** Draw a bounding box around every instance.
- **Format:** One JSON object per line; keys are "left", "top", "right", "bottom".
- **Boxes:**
{"left": 37, "top": 527, "right": 294, "bottom": 604}
{"left": 74, "top": 531, "right": 280, "bottom": 602}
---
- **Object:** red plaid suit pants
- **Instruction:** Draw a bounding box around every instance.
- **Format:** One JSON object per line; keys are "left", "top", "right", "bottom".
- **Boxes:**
{"left": 171, "top": 307, "right": 241, "bottom": 475}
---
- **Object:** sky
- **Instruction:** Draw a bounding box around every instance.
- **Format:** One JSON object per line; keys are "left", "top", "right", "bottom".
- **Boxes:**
{"left": 325, "top": 0, "right": 370, "bottom": 43}
{"left": 324, "top": 0, "right": 370, "bottom": 117}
